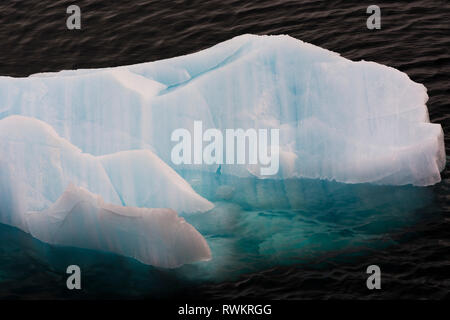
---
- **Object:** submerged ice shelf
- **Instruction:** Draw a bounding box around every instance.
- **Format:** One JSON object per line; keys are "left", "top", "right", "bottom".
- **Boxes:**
{"left": 0, "top": 34, "right": 446, "bottom": 269}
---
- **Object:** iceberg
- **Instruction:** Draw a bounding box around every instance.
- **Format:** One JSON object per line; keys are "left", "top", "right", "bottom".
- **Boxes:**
{"left": 0, "top": 115, "right": 212, "bottom": 268}
{"left": 0, "top": 34, "right": 444, "bottom": 186}
{"left": 0, "top": 34, "right": 446, "bottom": 269}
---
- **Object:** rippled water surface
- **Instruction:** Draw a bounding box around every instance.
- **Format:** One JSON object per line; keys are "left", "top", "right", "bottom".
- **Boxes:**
{"left": 0, "top": 0, "right": 449, "bottom": 299}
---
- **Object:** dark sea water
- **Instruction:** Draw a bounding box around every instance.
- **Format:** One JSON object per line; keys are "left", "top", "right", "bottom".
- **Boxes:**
{"left": 0, "top": 0, "right": 449, "bottom": 300}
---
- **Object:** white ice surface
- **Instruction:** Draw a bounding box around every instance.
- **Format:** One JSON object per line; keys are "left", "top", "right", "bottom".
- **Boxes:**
{"left": 1, "top": 34, "right": 444, "bottom": 186}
